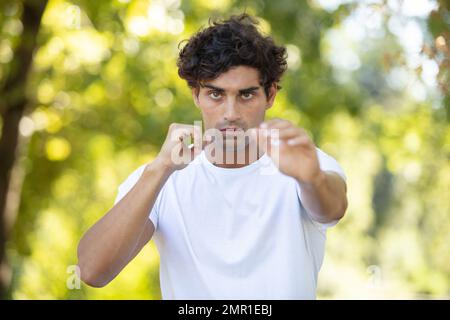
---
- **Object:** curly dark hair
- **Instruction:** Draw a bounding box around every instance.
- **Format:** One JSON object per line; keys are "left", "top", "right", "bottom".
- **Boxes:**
{"left": 177, "top": 14, "right": 287, "bottom": 98}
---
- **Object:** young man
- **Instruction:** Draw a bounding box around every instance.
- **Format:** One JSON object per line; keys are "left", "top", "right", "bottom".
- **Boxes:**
{"left": 77, "top": 14, "right": 348, "bottom": 299}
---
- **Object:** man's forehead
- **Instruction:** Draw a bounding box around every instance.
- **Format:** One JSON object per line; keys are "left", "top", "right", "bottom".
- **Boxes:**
{"left": 201, "top": 66, "right": 261, "bottom": 91}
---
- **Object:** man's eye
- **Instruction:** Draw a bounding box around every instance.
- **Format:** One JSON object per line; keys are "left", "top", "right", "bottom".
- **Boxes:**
{"left": 209, "top": 92, "right": 222, "bottom": 100}
{"left": 241, "top": 92, "right": 254, "bottom": 100}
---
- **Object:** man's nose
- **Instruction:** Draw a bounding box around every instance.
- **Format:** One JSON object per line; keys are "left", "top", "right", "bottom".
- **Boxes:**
{"left": 223, "top": 97, "right": 240, "bottom": 122}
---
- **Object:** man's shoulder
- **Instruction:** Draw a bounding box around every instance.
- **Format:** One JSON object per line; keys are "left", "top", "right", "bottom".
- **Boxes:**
{"left": 117, "top": 164, "right": 147, "bottom": 191}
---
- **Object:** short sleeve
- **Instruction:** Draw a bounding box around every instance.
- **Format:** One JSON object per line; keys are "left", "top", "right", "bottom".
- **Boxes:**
{"left": 296, "top": 148, "right": 347, "bottom": 231}
{"left": 113, "top": 164, "right": 160, "bottom": 229}
{"left": 316, "top": 148, "right": 346, "bottom": 181}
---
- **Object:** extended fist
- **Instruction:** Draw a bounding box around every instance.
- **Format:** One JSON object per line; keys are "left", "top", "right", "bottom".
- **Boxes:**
{"left": 259, "top": 118, "right": 322, "bottom": 184}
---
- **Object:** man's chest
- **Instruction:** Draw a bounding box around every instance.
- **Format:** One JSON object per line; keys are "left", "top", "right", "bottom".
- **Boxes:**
{"left": 158, "top": 173, "right": 301, "bottom": 240}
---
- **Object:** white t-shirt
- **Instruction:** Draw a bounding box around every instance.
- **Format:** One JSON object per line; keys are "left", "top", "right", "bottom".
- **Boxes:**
{"left": 114, "top": 148, "right": 346, "bottom": 299}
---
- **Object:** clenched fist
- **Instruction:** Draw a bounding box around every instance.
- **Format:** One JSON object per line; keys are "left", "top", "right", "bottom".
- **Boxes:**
{"left": 154, "top": 123, "right": 203, "bottom": 172}
{"left": 258, "top": 118, "right": 322, "bottom": 185}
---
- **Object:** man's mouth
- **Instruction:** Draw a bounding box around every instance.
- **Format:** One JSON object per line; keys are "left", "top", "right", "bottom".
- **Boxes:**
{"left": 219, "top": 127, "right": 243, "bottom": 132}
{"left": 219, "top": 128, "right": 244, "bottom": 138}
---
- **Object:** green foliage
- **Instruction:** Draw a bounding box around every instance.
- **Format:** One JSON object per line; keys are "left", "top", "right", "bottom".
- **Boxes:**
{"left": 0, "top": 0, "right": 448, "bottom": 299}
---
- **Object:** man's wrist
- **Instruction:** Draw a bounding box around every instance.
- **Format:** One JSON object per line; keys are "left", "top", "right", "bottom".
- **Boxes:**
{"left": 144, "top": 156, "right": 175, "bottom": 179}
{"left": 311, "top": 170, "right": 327, "bottom": 189}
{"left": 298, "top": 170, "right": 327, "bottom": 191}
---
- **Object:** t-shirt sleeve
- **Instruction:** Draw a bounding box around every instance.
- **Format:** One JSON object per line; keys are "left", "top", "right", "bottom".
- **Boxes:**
{"left": 113, "top": 164, "right": 160, "bottom": 229}
{"left": 296, "top": 147, "right": 347, "bottom": 231}
{"left": 316, "top": 147, "right": 346, "bottom": 182}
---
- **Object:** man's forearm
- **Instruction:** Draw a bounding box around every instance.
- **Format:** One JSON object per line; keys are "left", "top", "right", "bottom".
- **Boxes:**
{"left": 77, "top": 158, "right": 173, "bottom": 286}
{"left": 297, "top": 171, "right": 348, "bottom": 224}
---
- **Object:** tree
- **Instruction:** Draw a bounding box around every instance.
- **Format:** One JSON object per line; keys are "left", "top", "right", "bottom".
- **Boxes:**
{"left": 0, "top": 0, "right": 48, "bottom": 299}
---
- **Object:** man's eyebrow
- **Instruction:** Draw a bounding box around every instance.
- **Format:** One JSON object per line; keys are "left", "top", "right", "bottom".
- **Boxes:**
{"left": 202, "top": 84, "right": 225, "bottom": 92}
{"left": 238, "top": 86, "right": 260, "bottom": 94}
{"left": 201, "top": 84, "right": 261, "bottom": 93}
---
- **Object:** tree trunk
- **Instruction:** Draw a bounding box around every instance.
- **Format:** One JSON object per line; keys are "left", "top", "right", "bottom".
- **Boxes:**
{"left": 0, "top": 0, "right": 48, "bottom": 299}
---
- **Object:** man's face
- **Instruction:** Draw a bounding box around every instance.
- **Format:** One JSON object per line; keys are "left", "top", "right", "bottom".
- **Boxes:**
{"left": 193, "top": 65, "right": 276, "bottom": 151}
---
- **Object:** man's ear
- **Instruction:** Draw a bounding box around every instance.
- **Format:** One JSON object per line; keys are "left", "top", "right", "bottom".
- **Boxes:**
{"left": 265, "top": 83, "right": 277, "bottom": 110}
{"left": 192, "top": 87, "right": 200, "bottom": 108}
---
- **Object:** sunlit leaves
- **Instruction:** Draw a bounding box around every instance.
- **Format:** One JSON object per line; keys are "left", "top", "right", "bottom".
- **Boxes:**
{"left": 45, "top": 137, "right": 71, "bottom": 161}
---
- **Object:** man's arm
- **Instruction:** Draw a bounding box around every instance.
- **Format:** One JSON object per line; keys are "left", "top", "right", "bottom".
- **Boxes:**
{"left": 76, "top": 160, "right": 171, "bottom": 287}
{"left": 259, "top": 118, "right": 348, "bottom": 224}
{"left": 77, "top": 123, "right": 202, "bottom": 287}
{"left": 297, "top": 171, "right": 347, "bottom": 224}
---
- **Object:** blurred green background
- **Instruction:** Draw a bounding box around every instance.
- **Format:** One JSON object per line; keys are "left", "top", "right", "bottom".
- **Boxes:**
{"left": 0, "top": 0, "right": 449, "bottom": 299}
